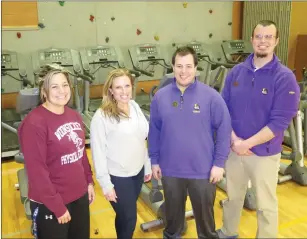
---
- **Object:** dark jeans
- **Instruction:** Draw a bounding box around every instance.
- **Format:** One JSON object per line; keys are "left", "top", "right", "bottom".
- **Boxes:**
{"left": 109, "top": 167, "right": 144, "bottom": 239}
{"left": 162, "top": 177, "right": 218, "bottom": 239}
{"left": 30, "top": 192, "right": 89, "bottom": 239}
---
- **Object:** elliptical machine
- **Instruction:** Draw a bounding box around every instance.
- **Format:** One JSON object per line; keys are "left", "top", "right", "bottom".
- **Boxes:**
{"left": 79, "top": 45, "right": 141, "bottom": 119}
{"left": 204, "top": 40, "right": 253, "bottom": 93}
{"left": 1, "top": 50, "right": 33, "bottom": 158}
{"left": 1, "top": 51, "right": 33, "bottom": 90}
{"left": 128, "top": 43, "right": 172, "bottom": 119}
{"left": 279, "top": 68, "right": 307, "bottom": 185}
{"left": 1, "top": 87, "right": 41, "bottom": 237}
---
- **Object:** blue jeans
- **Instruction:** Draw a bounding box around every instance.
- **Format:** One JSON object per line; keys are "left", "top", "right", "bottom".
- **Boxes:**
{"left": 110, "top": 167, "right": 144, "bottom": 239}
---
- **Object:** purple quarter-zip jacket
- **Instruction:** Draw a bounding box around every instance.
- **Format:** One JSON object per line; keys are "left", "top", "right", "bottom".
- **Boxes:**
{"left": 148, "top": 79, "right": 232, "bottom": 179}
{"left": 222, "top": 53, "right": 300, "bottom": 156}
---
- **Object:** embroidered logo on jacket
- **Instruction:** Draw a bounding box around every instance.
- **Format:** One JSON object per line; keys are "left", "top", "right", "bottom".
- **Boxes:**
{"left": 172, "top": 101, "right": 178, "bottom": 107}
{"left": 262, "top": 88, "right": 268, "bottom": 95}
{"left": 193, "top": 103, "right": 200, "bottom": 113}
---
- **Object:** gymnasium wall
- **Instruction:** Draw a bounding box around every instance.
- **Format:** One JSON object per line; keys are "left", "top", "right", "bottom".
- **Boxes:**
{"left": 2, "top": 2, "right": 233, "bottom": 88}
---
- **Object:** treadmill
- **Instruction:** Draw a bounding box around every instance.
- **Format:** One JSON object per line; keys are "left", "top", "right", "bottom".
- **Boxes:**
{"left": 128, "top": 43, "right": 172, "bottom": 118}
{"left": 203, "top": 40, "right": 253, "bottom": 93}
{"left": 79, "top": 45, "right": 127, "bottom": 118}
{"left": 221, "top": 40, "right": 253, "bottom": 64}
{"left": 31, "top": 48, "right": 92, "bottom": 144}
{"left": 1, "top": 50, "right": 32, "bottom": 158}
{"left": 279, "top": 69, "right": 307, "bottom": 186}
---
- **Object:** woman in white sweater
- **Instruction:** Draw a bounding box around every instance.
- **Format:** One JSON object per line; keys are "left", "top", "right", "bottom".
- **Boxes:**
{"left": 90, "top": 68, "right": 152, "bottom": 239}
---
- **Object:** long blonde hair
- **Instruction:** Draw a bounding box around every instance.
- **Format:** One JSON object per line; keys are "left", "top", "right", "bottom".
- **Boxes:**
{"left": 101, "top": 68, "right": 135, "bottom": 122}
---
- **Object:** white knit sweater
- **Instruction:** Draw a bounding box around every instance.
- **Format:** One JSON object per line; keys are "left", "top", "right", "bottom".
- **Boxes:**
{"left": 90, "top": 100, "right": 151, "bottom": 195}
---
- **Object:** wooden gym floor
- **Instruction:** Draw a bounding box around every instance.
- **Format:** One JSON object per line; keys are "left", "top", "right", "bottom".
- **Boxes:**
{"left": 1, "top": 149, "right": 307, "bottom": 238}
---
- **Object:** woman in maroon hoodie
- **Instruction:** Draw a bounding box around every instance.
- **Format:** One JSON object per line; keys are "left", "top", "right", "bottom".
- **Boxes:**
{"left": 18, "top": 64, "right": 95, "bottom": 239}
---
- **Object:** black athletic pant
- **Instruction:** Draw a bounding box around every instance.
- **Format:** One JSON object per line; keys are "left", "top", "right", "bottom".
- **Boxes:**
{"left": 30, "top": 192, "right": 89, "bottom": 239}
{"left": 162, "top": 177, "right": 218, "bottom": 239}
{"left": 109, "top": 167, "right": 144, "bottom": 239}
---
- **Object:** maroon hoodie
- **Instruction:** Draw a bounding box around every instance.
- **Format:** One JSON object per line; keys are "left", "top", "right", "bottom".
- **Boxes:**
{"left": 18, "top": 105, "right": 93, "bottom": 218}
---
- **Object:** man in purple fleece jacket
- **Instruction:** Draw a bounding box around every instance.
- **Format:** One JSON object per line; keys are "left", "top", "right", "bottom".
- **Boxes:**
{"left": 148, "top": 46, "right": 232, "bottom": 238}
{"left": 217, "top": 20, "right": 300, "bottom": 239}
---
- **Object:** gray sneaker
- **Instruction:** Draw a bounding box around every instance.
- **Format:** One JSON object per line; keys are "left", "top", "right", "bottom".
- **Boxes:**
{"left": 216, "top": 229, "right": 238, "bottom": 239}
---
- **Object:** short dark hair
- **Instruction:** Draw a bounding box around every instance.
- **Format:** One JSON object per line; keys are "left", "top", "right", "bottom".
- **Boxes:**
{"left": 171, "top": 46, "right": 198, "bottom": 66}
{"left": 252, "top": 20, "right": 279, "bottom": 39}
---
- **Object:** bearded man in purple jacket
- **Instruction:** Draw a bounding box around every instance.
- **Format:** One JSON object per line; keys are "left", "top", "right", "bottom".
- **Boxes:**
{"left": 217, "top": 20, "right": 300, "bottom": 239}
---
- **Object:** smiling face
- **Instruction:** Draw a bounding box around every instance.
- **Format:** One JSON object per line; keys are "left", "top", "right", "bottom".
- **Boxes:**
{"left": 43, "top": 72, "right": 71, "bottom": 108}
{"left": 109, "top": 75, "right": 132, "bottom": 106}
{"left": 251, "top": 24, "right": 279, "bottom": 58}
{"left": 173, "top": 53, "right": 197, "bottom": 88}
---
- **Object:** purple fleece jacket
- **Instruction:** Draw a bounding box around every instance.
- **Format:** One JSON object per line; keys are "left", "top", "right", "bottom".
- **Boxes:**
{"left": 148, "top": 79, "right": 232, "bottom": 179}
{"left": 222, "top": 53, "right": 300, "bottom": 156}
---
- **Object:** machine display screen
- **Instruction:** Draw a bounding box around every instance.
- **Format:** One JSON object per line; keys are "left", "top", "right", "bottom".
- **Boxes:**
{"left": 2, "top": 54, "right": 11, "bottom": 63}
{"left": 189, "top": 44, "right": 202, "bottom": 53}
{"left": 91, "top": 48, "right": 111, "bottom": 56}
{"left": 139, "top": 46, "right": 157, "bottom": 54}
{"left": 44, "top": 51, "right": 64, "bottom": 60}
{"left": 230, "top": 42, "right": 245, "bottom": 49}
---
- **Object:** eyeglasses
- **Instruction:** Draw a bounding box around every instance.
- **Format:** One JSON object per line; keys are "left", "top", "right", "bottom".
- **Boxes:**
{"left": 254, "top": 34, "right": 276, "bottom": 40}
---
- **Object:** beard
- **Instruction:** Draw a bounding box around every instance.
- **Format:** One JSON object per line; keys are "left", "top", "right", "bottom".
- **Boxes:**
{"left": 255, "top": 52, "right": 268, "bottom": 58}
